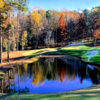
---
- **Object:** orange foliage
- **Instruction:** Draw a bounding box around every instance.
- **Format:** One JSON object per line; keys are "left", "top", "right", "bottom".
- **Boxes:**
{"left": 58, "top": 15, "right": 66, "bottom": 31}
{"left": 58, "top": 15, "right": 67, "bottom": 40}
{"left": 66, "top": 11, "right": 80, "bottom": 22}
{"left": 0, "top": 0, "right": 5, "bottom": 8}
{"left": 93, "top": 29, "right": 100, "bottom": 39}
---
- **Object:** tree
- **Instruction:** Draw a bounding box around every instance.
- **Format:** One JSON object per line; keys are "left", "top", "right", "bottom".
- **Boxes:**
{"left": 89, "top": 8, "right": 100, "bottom": 46}
{"left": 93, "top": 29, "right": 100, "bottom": 46}
{"left": 77, "top": 13, "right": 86, "bottom": 40}
{"left": 20, "top": 31, "right": 28, "bottom": 50}
{"left": 0, "top": 0, "right": 11, "bottom": 63}
{"left": 0, "top": 0, "right": 5, "bottom": 63}
{"left": 58, "top": 15, "right": 67, "bottom": 47}
{"left": 30, "top": 8, "right": 43, "bottom": 48}
{"left": 5, "top": 0, "right": 28, "bottom": 62}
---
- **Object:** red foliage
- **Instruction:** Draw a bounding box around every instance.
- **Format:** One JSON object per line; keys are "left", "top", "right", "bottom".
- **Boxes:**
{"left": 58, "top": 15, "right": 67, "bottom": 41}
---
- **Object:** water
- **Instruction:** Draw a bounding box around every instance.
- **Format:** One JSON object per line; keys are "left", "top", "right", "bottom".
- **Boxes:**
{"left": 0, "top": 56, "right": 100, "bottom": 93}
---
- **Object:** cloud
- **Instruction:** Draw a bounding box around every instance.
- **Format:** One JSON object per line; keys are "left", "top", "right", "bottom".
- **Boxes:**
{"left": 78, "top": 10, "right": 83, "bottom": 13}
{"left": 87, "top": 7, "right": 91, "bottom": 10}
{"left": 77, "top": 8, "right": 83, "bottom": 13}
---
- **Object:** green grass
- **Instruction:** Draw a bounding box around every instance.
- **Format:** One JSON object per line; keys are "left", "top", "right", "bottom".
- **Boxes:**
{"left": 58, "top": 46, "right": 100, "bottom": 63}
{"left": 1, "top": 85, "right": 100, "bottom": 100}
{"left": 22, "top": 48, "right": 58, "bottom": 57}
{"left": 22, "top": 46, "right": 100, "bottom": 64}
{"left": 43, "top": 46, "right": 100, "bottom": 64}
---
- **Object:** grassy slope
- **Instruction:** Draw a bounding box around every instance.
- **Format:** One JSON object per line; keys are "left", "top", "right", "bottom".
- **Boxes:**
{"left": 1, "top": 85, "right": 100, "bottom": 100}
{"left": 58, "top": 46, "right": 100, "bottom": 63}
{"left": 22, "top": 48, "right": 58, "bottom": 57}
{"left": 22, "top": 46, "right": 100, "bottom": 63}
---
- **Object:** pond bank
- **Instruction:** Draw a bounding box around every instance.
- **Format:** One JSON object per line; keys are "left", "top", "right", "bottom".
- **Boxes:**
{"left": 39, "top": 54, "right": 100, "bottom": 66}
{"left": 0, "top": 46, "right": 99, "bottom": 68}
{"left": 0, "top": 48, "right": 57, "bottom": 79}
{"left": 0, "top": 48, "right": 58, "bottom": 68}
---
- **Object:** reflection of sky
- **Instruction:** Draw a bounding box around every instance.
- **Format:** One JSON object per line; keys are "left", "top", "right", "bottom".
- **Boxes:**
{"left": 15, "top": 74, "right": 92, "bottom": 93}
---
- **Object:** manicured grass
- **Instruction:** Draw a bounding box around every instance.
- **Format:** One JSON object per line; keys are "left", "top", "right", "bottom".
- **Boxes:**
{"left": 1, "top": 85, "right": 100, "bottom": 100}
{"left": 43, "top": 46, "right": 100, "bottom": 64}
{"left": 58, "top": 46, "right": 100, "bottom": 63}
{"left": 22, "top": 48, "right": 58, "bottom": 57}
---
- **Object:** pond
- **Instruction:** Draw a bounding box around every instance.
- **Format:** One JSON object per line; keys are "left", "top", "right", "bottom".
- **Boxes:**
{"left": 0, "top": 56, "right": 100, "bottom": 93}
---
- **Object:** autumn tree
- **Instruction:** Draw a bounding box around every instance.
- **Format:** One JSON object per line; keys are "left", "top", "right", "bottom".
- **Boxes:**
{"left": 0, "top": 0, "right": 5, "bottom": 63}
{"left": 93, "top": 29, "right": 100, "bottom": 46}
{"left": 89, "top": 8, "right": 100, "bottom": 46}
{"left": 0, "top": 0, "right": 11, "bottom": 63}
{"left": 58, "top": 15, "right": 67, "bottom": 47}
{"left": 20, "top": 31, "right": 28, "bottom": 50}
{"left": 30, "top": 8, "right": 43, "bottom": 48}
{"left": 77, "top": 13, "right": 86, "bottom": 40}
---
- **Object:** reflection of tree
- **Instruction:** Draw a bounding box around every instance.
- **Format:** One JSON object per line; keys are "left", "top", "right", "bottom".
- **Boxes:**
{"left": 32, "top": 62, "right": 43, "bottom": 86}
{"left": 87, "top": 66, "right": 100, "bottom": 84}
{"left": 1, "top": 57, "right": 100, "bottom": 93}
{"left": 1, "top": 68, "right": 15, "bottom": 93}
{"left": 57, "top": 58, "right": 86, "bottom": 83}
{"left": 57, "top": 59, "right": 66, "bottom": 83}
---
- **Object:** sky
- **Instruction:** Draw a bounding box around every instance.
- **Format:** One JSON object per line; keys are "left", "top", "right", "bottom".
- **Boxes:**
{"left": 28, "top": 0, "right": 100, "bottom": 11}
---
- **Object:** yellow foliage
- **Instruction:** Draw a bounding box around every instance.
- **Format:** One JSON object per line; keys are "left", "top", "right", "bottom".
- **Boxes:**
{"left": 40, "top": 9, "right": 46, "bottom": 15}
{"left": 21, "top": 31, "right": 28, "bottom": 47}
{"left": 58, "top": 12, "right": 65, "bottom": 16}
{"left": 30, "top": 10, "right": 42, "bottom": 24}
{"left": 30, "top": 9, "right": 43, "bottom": 35}
{"left": 0, "top": 0, "right": 5, "bottom": 8}
{"left": 92, "top": 8, "right": 99, "bottom": 12}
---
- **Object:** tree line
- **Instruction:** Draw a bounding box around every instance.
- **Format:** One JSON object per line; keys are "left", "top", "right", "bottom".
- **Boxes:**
{"left": 0, "top": 0, "right": 100, "bottom": 64}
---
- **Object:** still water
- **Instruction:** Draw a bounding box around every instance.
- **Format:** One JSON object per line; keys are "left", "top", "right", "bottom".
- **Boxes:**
{"left": 0, "top": 56, "right": 100, "bottom": 93}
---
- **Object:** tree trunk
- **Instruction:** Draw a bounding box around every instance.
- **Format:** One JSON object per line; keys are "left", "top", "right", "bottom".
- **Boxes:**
{"left": 17, "top": 13, "right": 19, "bottom": 51}
{"left": 36, "top": 35, "right": 38, "bottom": 49}
{"left": 93, "top": 37, "right": 96, "bottom": 47}
{"left": 22, "top": 45, "right": 24, "bottom": 50}
{"left": 1, "top": 79, "right": 3, "bottom": 93}
{"left": 0, "top": 27, "right": 2, "bottom": 64}
{"left": 0, "top": 11, "right": 2, "bottom": 64}
{"left": 22, "top": 13, "right": 25, "bottom": 50}
{"left": 7, "top": 12, "right": 11, "bottom": 62}
{"left": 62, "top": 39, "right": 64, "bottom": 47}
{"left": 12, "top": 11, "right": 15, "bottom": 51}
{"left": 62, "top": 35, "right": 64, "bottom": 47}
{"left": 7, "top": 36, "right": 10, "bottom": 62}
{"left": 35, "top": 29, "right": 39, "bottom": 49}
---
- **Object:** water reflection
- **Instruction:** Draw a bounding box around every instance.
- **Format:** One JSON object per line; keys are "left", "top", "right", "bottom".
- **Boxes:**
{"left": 0, "top": 56, "right": 100, "bottom": 93}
